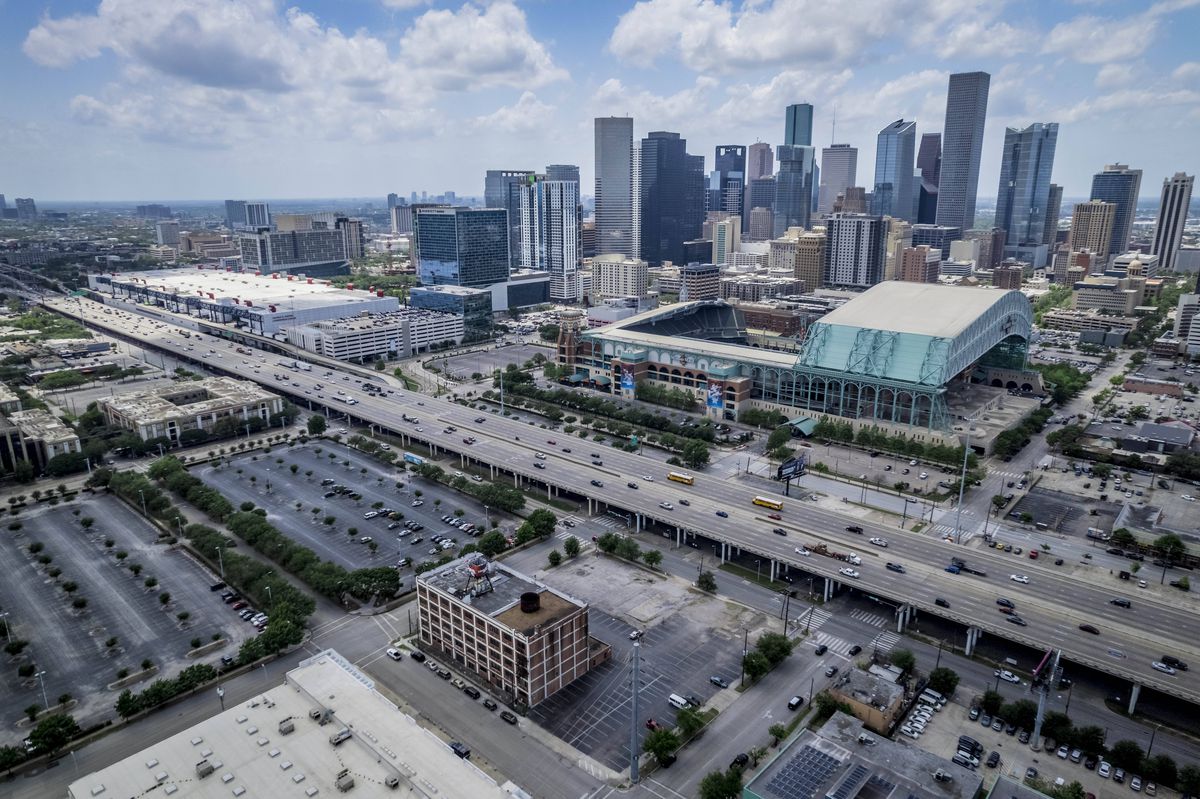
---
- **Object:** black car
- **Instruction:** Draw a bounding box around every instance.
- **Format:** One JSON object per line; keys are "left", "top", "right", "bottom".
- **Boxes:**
{"left": 730, "top": 753, "right": 749, "bottom": 770}
{"left": 482, "top": 698, "right": 497, "bottom": 711}
{"left": 996, "top": 597, "right": 1015, "bottom": 608}
{"left": 209, "top": 581, "right": 226, "bottom": 592}
{"left": 814, "top": 644, "right": 828, "bottom": 655}
{"left": 772, "top": 527, "right": 788, "bottom": 536}
{"left": 1007, "top": 615, "right": 1028, "bottom": 626}
{"left": 1109, "top": 597, "right": 1132, "bottom": 608}
{"left": 590, "top": 479, "right": 604, "bottom": 487}
{"left": 474, "top": 417, "right": 486, "bottom": 423}
{"left": 709, "top": 675, "right": 729, "bottom": 688}
{"left": 885, "top": 562, "right": 905, "bottom": 573}
{"left": 463, "top": 686, "right": 481, "bottom": 699}
{"left": 987, "top": 751, "right": 1000, "bottom": 768}
{"left": 449, "top": 741, "right": 471, "bottom": 759}
{"left": 1106, "top": 547, "right": 1124, "bottom": 555}
{"left": 845, "top": 525, "right": 864, "bottom": 534}
{"left": 716, "top": 510, "right": 729, "bottom": 518}
{"left": 627, "top": 482, "right": 638, "bottom": 489}
{"left": 1079, "top": 624, "right": 1100, "bottom": 635}
{"left": 500, "top": 710, "right": 519, "bottom": 725}
{"left": 848, "top": 645, "right": 862, "bottom": 656}
{"left": 934, "top": 597, "right": 950, "bottom": 608}
{"left": 409, "top": 650, "right": 426, "bottom": 663}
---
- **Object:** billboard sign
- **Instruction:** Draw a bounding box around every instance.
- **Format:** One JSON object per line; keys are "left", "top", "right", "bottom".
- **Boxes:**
{"left": 620, "top": 368, "right": 635, "bottom": 391}
{"left": 706, "top": 381, "right": 724, "bottom": 408}
{"left": 777, "top": 453, "right": 807, "bottom": 481}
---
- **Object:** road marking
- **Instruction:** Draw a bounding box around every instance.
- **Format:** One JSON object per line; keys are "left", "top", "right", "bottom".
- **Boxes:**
{"left": 849, "top": 608, "right": 889, "bottom": 628}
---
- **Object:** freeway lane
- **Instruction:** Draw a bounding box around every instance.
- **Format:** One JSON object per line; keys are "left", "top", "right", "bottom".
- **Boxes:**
{"left": 48, "top": 297, "right": 1200, "bottom": 705}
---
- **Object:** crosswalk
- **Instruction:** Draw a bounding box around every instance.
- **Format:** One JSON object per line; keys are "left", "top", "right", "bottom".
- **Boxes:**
{"left": 990, "top": 470, "right": 1027, "bottom": 479}
{"left": 929, "top": 523, "right": 978, "bottom": 542}
{"left": 803, "top": 628, "right": 901, "bottom": 657}
{"left": 848, "top": 608, "right": 890, "bottom": 628}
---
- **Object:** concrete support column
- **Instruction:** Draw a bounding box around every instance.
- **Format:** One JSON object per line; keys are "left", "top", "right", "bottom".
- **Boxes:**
{"left": 490, "top": 464, "right": 496, "bottom": 479}
{"left": 964, "top": 626, "right": 980, "bottom": 657}
{"left": 896, "top": 605, "right": 906, "bottom": 633}
{"left": 769, "top": 560, "right": 777, "bottom": 581}
{"left": 513, "top": 474, "right": 519, "bottom": 488}
{"left": 824, "top": 576, "right": 833, "bottom": 602}
{"left": 721, "top": 542, "right": 729, "bottom": 563}
{"left": 546, "top": 485, "right": 552, "bottom": 500}
{"left": 635, "top": 514, "right": 642, "bottom": 533}
{"left": 675, "top": 528, "right": 682, "bottom": 547}
{"left": 1128, "top": 683, "right": 1141, "bottom": 715}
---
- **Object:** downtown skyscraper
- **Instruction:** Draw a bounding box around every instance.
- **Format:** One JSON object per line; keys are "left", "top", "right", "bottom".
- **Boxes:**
{"left": 714, "top": 145, "right": 747, "bottom": 217}
{"left": 784, "top": 103, "right": 814, "bottom": 146}
{"left": 594, "top": 117, "right": 635, "bottom": 258}
{"left": 1151, "top": 172, "right": 1195, "bottom": 273}
{"left": 936, "top": 72, "right": 990, "bottom": 232}
{"left": 818, "top": 144, "right": 858, "bottom": 214}
{"left": 485, "top": 169, "right": 534, "bottom": 267}
{"left": 872, "top": 120, "right": 916, "bottom": 221}
{"left": 639, "top": 131, "right": 704, "bottom": 266}
{"left": 1089, "top": 164, "right": 1143, "bottom": 258}
{"left": 995, "top": 122, "right": 1058, "bottom": 267}
{"left": 520, "top": 176, "right": 580, "bottom": 301}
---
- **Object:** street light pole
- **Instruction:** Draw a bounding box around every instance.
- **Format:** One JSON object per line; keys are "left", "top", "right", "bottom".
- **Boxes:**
{"left": 35, "top": 669, "right": 49, "bottom": 711}
{"left": 138, "top": 489, "right": 147, "bottom": 517}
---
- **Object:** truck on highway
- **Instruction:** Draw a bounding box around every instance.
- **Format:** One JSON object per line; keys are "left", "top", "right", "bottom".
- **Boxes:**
{"left": 949, "top": 556, "right": 987, "bottom": 577}
{"left": 809, "top": 543, "right": 860, "bottom": 564}
{"left": 403, "top": 452, "right": 425, "bottom": 466}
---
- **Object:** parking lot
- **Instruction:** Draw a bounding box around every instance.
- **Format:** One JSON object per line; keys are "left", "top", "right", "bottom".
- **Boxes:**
{"left": 0, "top": 496, "right": 251, "bottom": 742}
{"left": 438, "top": 343, "right": 552, "bottom": 382}
{"left": 523, "top": 554, "right": 766, "bottom": 770}
{"left": 196, "top": 442, "right": 507, "bottom": 583}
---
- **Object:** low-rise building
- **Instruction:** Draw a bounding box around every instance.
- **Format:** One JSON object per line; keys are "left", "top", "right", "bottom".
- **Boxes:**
{"left": 827, "top": 667, "right": 906, "bottom": 734}
{"left": 407, "top": 285, "right": 493, "bottom": 335}
{"left": 719, "top": 274, "right": 803, "bottom": 301}
{"left": 0, "top": 384, "right": 21, "bottom": 415}
{"left": 417, "top": 555, "right": 610, "bottom": 707}
{"left": 99, "top": 377, "right": 283, "bottom": 442}
{"left": 1041, "top": 308, "right": 1137, "bottom": 334}
{"left": 0, "top": 408, "right": 81, "bottom": 472}
{"left": 1073, "top": 276, "right": 1143, "bottom": 315}
{"left": 295, "top": 309, "right": 463, "bottom": 361}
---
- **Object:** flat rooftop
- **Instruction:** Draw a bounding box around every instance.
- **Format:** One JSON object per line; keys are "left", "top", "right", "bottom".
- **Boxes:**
{"left": 420, "top": 556, "right": 586, "bottom": 636}
{"left": 306, "top": 308, "right": 460, "bottom": 333}
{"left": 68, "top": 649, "right": 516, "bottom": 799}
{"left": 7, "top": 408, "right": 78, "bottom": 443}
{"left": 816, "top": 282, "right": 1013, "bottom": 339}
{"left": 100, "top": 377, "right": 278, "bottom": 421}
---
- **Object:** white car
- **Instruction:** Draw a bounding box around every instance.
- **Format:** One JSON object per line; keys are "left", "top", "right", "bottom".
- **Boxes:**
{"left": 1183, "top": 495, "right": 1196, "bottom": 502}
{"left": 386, "top": 648, "right": 403, "bottom": 661}
{"left": 838, "top": 567, "right": 860, "bottom": 579}
{"left": 994, "top": 669, "right": 1021, "bottom": 684}
{"left": 1010, "top": 574, "right": 1030, "bottom": 584}
{"left": 901, "top": 726, "right": 921, "bottom": 739}
{"left": 919, "top": 472, "right": 929, "bottom": 479}
{"left": 869, "top": 537, "right": 888, "bottom": 548}
{"left": 411, "top": 500, "right": 424, "bottom": 507}
{"left": 794, "top": 546, "right": 810, "bottom": 556}
{"left": 642, "top": 475, "right": 654, "bottom": 481}
{"left": 1151, "top": 661, "right": 1177, "bottom": 675}
{"left": 658, "top": 502, "right": 674, "bottom": 510}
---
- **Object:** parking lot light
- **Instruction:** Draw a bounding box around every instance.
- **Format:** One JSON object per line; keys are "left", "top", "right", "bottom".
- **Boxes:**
{"left": 35, "top": 670, "right": 49, "bottom": 711}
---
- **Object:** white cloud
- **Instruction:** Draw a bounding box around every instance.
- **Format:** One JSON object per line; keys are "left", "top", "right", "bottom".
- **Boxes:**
{"left": 381, "top": 0, "right": 431, "bottom": 8}
{"left": 1042, "top": 0, "right": 1199, "bottom": 64}
{"left": 715, "top": 69, "right": 854, "bottom": 125}
{"left": 472, "top": 92, "right": 556, "bottom": 134}
{"left": 590, "top": 77, "right": 721, "bottom": 133}
{"left": 1174, "top": 62, "right": 1200, "bottom": 83}
{"left": 1059, "top": 87, "right": 1200, "bottom": 123}
{"left": 1095, "top": 62, "right": 1139, "bottom": 89}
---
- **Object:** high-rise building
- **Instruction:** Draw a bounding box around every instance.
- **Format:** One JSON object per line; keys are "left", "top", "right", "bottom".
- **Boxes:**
{"left": 335, "top": 217, "right": 366, "bottom": 260}
{"left": 1151, "top": 172, "right": 1195, "bottom": 273}
{"left": 824, "top": 213, "right": 887, "bottom": 288}
{"left": 911, "top": 224, "right": 961, "bottom": 260}
{"left": 135, "top": 204, "right": 172, "bottom": 219}
{"left": 1090, "top": 164, "right": 1142, "bottom": 259}
{"left": 884, "top": 217, "right": 913, "bottom": 281}
{"left": 993, "top": 263, "right": 1025, "bottom": 290}
{"left": 936, "top": 71, "right": 990, "bottom": 231}
{"left": 236, "top": 228, "right": 348, "bottom": 274}
{"left": 631, "top": 146, "right": 642, "bottom": 260}
{"left": 387, "top": 193, "right": 399, "bottom": 209}
{"left": 680, "top": 262, "right": 720, "bottom": 301}
{"left": 1042, "top": 184, "right": 1063, "bottom": 247}
{"left": 14, "top": 198, "right": 37, "bottom": 221}
{"left": 545, "top": 164, "right": 580, "bottom": 185}
{"left": 898, "top": 245, "right": 940, "bottom": 283}
{"left": 594, "top": 117, "right": 635, "bottom": 258}
{"left": 872, "top": 120, "right": 916, "bottom": 221}
{"left": 994, "top": 122, "right": 1058, "bottom": 267}
{"left": 520, "top": 177, "right": 581, "bottom": 301}
{"left": 784, "top": 103, "right": 814, "bottom": 147}
{"left": 747, "top": 142, "right": 774, "bottom": 181}
{"left": 748, "top": 208, "right": 775, "bottom": 241}
{"left": 1068, "top": 200, "right": 1117, "bottom": 262}
{"left": 715, "top": 145, "right": 746, "bottom": 218}
{"left": 965, "top": 228, "right": 1006, "bottom": 270}
{"left": 154, "top": 220, "right": 180, "bottom": 247}
{"left": 484, "top": 169, "right": 534, "bottom": 266}
{"left": 773, "top": 145, "right": 817, "bottom": 236}
{"left": 639, "top": 131, "right": 704, "bottom": 266}
{"left": 837, "top": 187, "right": 868, "bottom": 214}
{"left": 917, "top": 133, "right": 942, "bottom": 188}
{"left": 0, "top": 195, "right": 6, "bottom": 211}
{"left": 819, "top": 144, "right": 858, "bottom": 214}
{"left": 245, "top": 201, "right": 271, "bottom": 229}
{"left": 712, "top": 216, "right": 741, "bottom": 266}
{"left": 768, "top": 227, "right": 827, "bottom": 292}
{"left": 224, "top": 200, "right": 247, "bottom": 229}
{"left": 591, "top": 254, "right": 648, "bottom": 300}
{"left": 414, "top": 207, "right": 509, "bottom": 288}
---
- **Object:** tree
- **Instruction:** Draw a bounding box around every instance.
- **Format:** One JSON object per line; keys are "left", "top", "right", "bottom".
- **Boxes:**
{"left": 563, "top": 535, "right": 581, "bottom": 558}
{"left": 1074, "top": 725, "right": 1106, "bottom": 756}
{"left": 307, "top": 415, "right": 327, "bottom": 435}
{"left": 768, "top": 723, "right": 789, "bottom": 746}
{"left": 28, "top": 713, "right": 80, "bottom": 757}
{"left": 980, "top": 690, "right": 1003, "bottom": 716}
{"left": 743, "top": 651, "right": 770, "bottom": 683}
{"left": 675, "top": 705, "right": 705, "bottom": 738}
{"left": 477, "top": 531, "right": 508, "bottom": 557}
{"left": 698, "top": 768, "right": 743, "bottom": 799}
{"left": 755, "top": 632, "right": 795, "bottom": 667}
{"left": 1046, "top": 781, "right": 1087, "bottom": 799}
{"left": 0, "top": 745, "right": 25, "bottom": 775}
{"left": 1042, "top": 711, "right": 1073, "bottom": 745}
{"left": 926, "top": 667, "right": 960, "bottom": 696}
{"left": 642, "top": 550, "right": 663, "bottom": 569}
{"left": 596, "top": 533, "right": 620, "bottom": 554}
{"left": 1144, "top": 754, "right": 1177, "bottom": 788}
{"left": 643, "top": 727, "right": 680, "bottom": 764}
{"left": 1154, "top": 533, "right": 1186, "bottom": 564}
{"left": 697, "top": 570, "right": 717, "bottom": 591}
{"left": 1108, "top": 739, "right": 1144, "bottom": 772}
{"left": 749, "top": 746, "right": 768, "bottom": 766}
{"left": 547, "top": 549, "right": 562, "bottom": 567}
{"left": 681, "top": 439, "right": 711, "bottom": 470}
{"left": 999, "top": 699, "right": 1039, "bottom": 732}
{"left": 889, "top": 649, "right": 915, "bottom": 673}
{"left": 1178, "top": 764, "right": 1200, "bottom": 796}
{"left": 522, "top": 509, "right": 558, "bottom": 538}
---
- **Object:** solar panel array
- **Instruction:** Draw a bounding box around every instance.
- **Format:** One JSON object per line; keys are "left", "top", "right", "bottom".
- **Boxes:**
{"left": 764, "top": 745, "right": 841, "bottom": 799}
{"left": 830, "top": 763, "right": 870, "bottom": 799}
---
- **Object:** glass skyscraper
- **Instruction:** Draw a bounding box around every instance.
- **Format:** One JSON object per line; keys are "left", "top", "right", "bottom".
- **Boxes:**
{"left": 1089, "top": 164, "right": 1143, "bottom": 258}
{"left": 415, "top": 208, "right": 509, "bottom": 288}
{"left": 520, "top": 177, "right": 581, "bottom": 301}
{"left": 594, "top": 117, "right": 635, "bottom": 258}
{"left": 773, "top": 145, "right": 817, "bottom": 236}
{"left": 872, "top": 119, "right": 916, "bottom": 221}
{"left": 995, "top": 123, "right": 1058, "bottom": 263}
{"left": 484, "top": 170, "right": 534, "bottom": 267}
{"left": 936, "top": 72, "right": 990, "bottom": 232}
{"left": 784, "top": 103, "right": 814, "bottom": 147}
{"left": 714, "top": 145, "right": 746, "bottom": 217}
{"left": 639, "top": 132, "right": 704, "bottom": 266}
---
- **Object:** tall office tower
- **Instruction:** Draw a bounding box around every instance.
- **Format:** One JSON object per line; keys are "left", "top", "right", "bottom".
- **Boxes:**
{"left": 773, "top": 145, "right": 817, "bottom": 236}
{"left": 994, "top": 122, "right": 1058, "bottom": 267}
{"left": 335, "top": 217, "right": 366, "bottom": 260}
{"left": 747, "top": 142, "right": 774, "bottom": 181}
{"left": 387, "top": 193, "right": 399, "bottom": 209}
{"left": 545, "top": 164, "right": 580, "bottom": 185}
{"left": 884, "top": 217, "right": 913, "bottom": 281}
{"left": 784, "top": 103, "right": 814, "bottom": 147}
{"left": 748, "top": 208, "right": 775, "bottom": 241}
{"left": 898, "top": 245, "right": 940, "bottom": 283}
{"left": 594, "top": 117, "right": 635, "bottom": 257}
{"left": 1151, "top": 172, "right": 1195, "bottom": 273}
{"left": 639, "top": 131, "right": 692, "bottom": 266}
{"left": 1042, "top": 184, "right": 1063, "bottom": 247}
{"left": 390, "top": 204, "right": 416, "bottom": 234}
{"left": 245, "top": 201, "right": 271, "bottom": 229}
{"left": 819, "top": 144, "right": 858, "bottom": 214}
{"left": 631, "top": 147, "right": 642, "bottom": 260}
{"left": 580, "top": 220, "right": 597, "bottom": 259}
{"left": 1090, "top": 164, "right": 1143, "bottom": 258}
{"left": 155, "top": 220, "right": 180, "bottom": 247}
{"left": 872, "top": 120, "right": 916, "bottom": 220}
{"left": 15, "top": 198, "right": 37, "bottom": 221}
{"left": 838, "top": 187, "right": 868, "bottom": 214}
{"left": 520, "top": 177, "right": 581, "bottom": 301}
{"left": 685, "top": 153, "right": 706, "bottom": 246}
{"left": 1068, "top": 200, "right": 1117, "bottom": 262}
{"left": 705, "top": 172, "right": 722, "bottom": 214}
{"left": 917, "top": 133, "right": 942, "bottom": 188}
{"left": 414, "top": 207, "right": 509, "bottom": 288}
{"left": 0, "top": 195, "right": 6, "bottom": 211}
{"left": 936, "top": 71, "right": 990, "bottom": 231}
{"left": 824, "top": 214, "right": 887, "bottom": 288}
{"left": 225, "top": 200, "right": 247, "bottom": 229}
{"left": 712, "top": 216, "right": 741, "bottom": 265}
{"left": 715, "top": 145, "right": 746, "bottom": 218}
{"left": 747, "top": 177, "right": 776, "bottom": 217}
{"left": 911, "top": 224, "right": 961, "bottom": 260}
{"left": 484, "top": 169, "right": 535, "bottom": 266}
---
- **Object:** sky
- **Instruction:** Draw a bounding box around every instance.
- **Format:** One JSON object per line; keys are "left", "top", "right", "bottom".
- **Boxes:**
{"left": 1, "top": 0, "right": 1198, "bottom": 203}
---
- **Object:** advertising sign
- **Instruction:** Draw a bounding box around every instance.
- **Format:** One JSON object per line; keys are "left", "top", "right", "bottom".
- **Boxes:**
{"left": 706, "top": 381, "right": 724, "bottom": 408}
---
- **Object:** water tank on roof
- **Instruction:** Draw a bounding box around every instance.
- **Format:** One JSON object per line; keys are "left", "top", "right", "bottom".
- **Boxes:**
{"left": 520, "top": 592, "right": 540, "bottom": 613}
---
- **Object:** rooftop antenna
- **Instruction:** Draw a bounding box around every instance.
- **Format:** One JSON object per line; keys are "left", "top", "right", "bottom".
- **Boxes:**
{"left": 830, "top": 105, "right": 837, "bottom": 145}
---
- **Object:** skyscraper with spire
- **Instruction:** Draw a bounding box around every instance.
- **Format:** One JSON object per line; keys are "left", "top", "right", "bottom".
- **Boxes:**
{"left": 936, "top": 72, "right": 990, "bottom": 231}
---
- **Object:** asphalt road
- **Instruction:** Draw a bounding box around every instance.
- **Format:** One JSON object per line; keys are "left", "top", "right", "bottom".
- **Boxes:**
{"left": 46, "top": 298, "right": 1200, "bottom": 706}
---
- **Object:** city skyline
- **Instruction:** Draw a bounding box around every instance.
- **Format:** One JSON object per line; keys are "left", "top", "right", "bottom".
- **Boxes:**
{"left": 2, "top": 0, "right": 1199, "bottom": 202}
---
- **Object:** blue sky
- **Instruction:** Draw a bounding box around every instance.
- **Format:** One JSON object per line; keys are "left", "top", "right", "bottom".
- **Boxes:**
{"left": 1, "top": 0, "right": 1198, "bottom": 202}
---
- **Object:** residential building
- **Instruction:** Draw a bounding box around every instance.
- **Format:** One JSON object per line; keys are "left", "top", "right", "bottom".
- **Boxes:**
{"left": 244, "top": 201, "right": 271, "bottom": 229}
{"left": 14, "top": 198, "right": 37, "bottom": 221}
{"left": 224, "top": 200, "right": 247, "bottom": 228}
{"left": 1068, "top": 200, "right": 1117, "bottom": 262}
{"left": 898, "top": 245, "right": 940, "bottom": 283}
{"left": 1043, "top": 183, "right": 1064, "bottom": 246}
{"left": 681, "top": 262, "right": 720, "bottom": 300}
{"left": 936, "top": 71, "right": 990, "bottom": 231}
{"left": 993, "top": 263, "right": 1024, "bottom": 289}
{"left": 1090, "top": 164, "right": 1143, "bottom": 258}
{"left": 135, "top": 204, "right": 172, "bottom": 219}
{"left": 98, "top": 377, "right": 283, "bottom": 442}
{"left": 591, "top": 254, "right": 649, "bottom": 300}
{"left": 966, "top": 227, "right": 1006, "bottom": 270}
{"left": 295, "top": 308, "right": 463, "bottom": 361}
{"left": 1151, "top": 172, "right": 1195, "bottom": 273}
{"left": 236, "top": 227, "right": 349, "bottom": 275}
{"left": 995, "top": 122, "right": 1058, "bottom": 268}
{"left": 484, "top": 169, "right": 534, "bottom": 266}
{"left": 712, "top": 216, "right": 741, "bottom": 266}
{"left": 824, "top": 213, "right": 887, "bottom": 289}
{"left": 911, "top": 224, "right": 960, "bottom": 260}
{"left": 773, "top": 144, "right": 817, "bottom": 236}
{"left": 409, "top": 284, "right": 493, "bottom": 334}
{"left": 415, "top": 207, "right": 509, "bottom": 288}
{"left": 819, "top": 144, "right": 858, "bottom": 214}
{"left": 639, "top": 131, "right": 705, "bottom": 266}
{"left": 747, "top": 142, "right": 773, "bottom": 181}
{"left": 520, "top": 176, "right": 580, "bottom": 300}
{"left": 386, "top": 192, "right": 399, "bottom": 208}
{"left": 720, "top": 274, "right": 802, "bottom": 301}
{"left": 594, "top": 117, "right": 635, "bottom": 258}
{"left": 883, "top": 218, "right": 913, "bottom": 282}
{"left": 154, "top": 220, "right": 180, "bottom": 247}
{"left": 872, "top": 120, "right": 916, "bottom": 221}
{"left": 747, "top": 208, "right": 774, "bottom": 241}
{"left": 417, "top": 555, "right": 607, "bottom": 707}
{"left": 545, "top": 164, "right": 580, "bottom": 185}
{"left": 784, "top": 103, "right": 814, "bottom": 146}
{"left": 769, "top": 226, "right": 825, "bottom": 292}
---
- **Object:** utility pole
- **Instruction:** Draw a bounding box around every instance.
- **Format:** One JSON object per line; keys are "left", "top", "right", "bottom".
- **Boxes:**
{"left": 954, "top": 421, "right": 973, "bottom": 545}
{"left": 630, "top": 641, "right": 641, "bottom": 784}
{"left": 1031, "top": 649, "right": 1060, "bottom": 752}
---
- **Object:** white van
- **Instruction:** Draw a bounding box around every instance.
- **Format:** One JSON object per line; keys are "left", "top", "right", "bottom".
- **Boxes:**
{"left": 668, "top": 693, "right": 689, "bottom": 709}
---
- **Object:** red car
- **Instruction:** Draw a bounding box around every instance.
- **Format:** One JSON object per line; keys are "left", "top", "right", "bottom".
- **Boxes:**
{"left": 768, "top": 513, "right": 782, "bottom": 520}
{"left": 1029, "top": 550, "right": 1039, "bottom": 559}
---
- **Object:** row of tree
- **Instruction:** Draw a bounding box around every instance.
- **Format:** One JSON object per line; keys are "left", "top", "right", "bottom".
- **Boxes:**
{"left": 993, "top": 407, "right": 1055, "bottom": 458}
{"left": 594, "top": 532, "right": 664, "bottom": 569}
{"left": 811, "top": 418, "right": 977, "bottom": 469}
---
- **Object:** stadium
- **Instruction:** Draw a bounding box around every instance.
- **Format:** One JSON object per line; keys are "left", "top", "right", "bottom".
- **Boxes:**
{"left": 558, "top": 282, "right": 1042, "bottom": 444}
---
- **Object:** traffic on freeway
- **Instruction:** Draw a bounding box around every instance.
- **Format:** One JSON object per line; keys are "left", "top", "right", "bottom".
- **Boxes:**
{"left": 48, "top": 296, "right": 1200, "bottom": 705}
